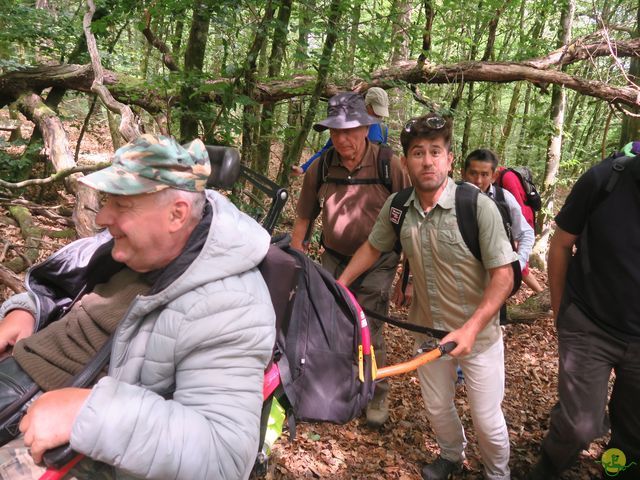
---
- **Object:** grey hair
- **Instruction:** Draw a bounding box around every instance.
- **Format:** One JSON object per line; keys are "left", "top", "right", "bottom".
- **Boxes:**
{"left": 156, "top": 188, "right": 206, "bottom": 223}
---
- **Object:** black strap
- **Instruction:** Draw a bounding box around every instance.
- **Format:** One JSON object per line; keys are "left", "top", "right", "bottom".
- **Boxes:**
{"left": 363, "top": 308, "right": 449, "bottom": 338}
{"left": 456, "top": 182, "right": 521, "bottom": 296}
{"left": 324, "top": 177, "right": 388, "bottom": 186}
{"left": 389, "top": 187, "right": 413, "bottom": 253}
{"left": 317, "top": 145, "right": 394, "bottom": 194}
{"left": 605, "top": 155, "right": 635, "bottom": 193}
{"left": 580, "top": 154, "right": 637, "bottom": 274}
{"left": 376, "top": 145, "right": 394, "bottom": 192}
{"left": 455, "top": 181, "right": 481, "bottom": 261}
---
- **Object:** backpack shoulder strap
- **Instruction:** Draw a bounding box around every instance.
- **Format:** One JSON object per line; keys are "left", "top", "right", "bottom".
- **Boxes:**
{"left": 389, "top": 187, "right": 413, "bottom": 252}
{"left": 605, "top": 154, "right": 635, "bottom": 193}
{"left": 315, "top": 147, "right": 335, "bottom": 195}
{"left": 454, "top": 181, "right": 481, "bottom": 262}
{"left": 377, "top": 145, "right": 394, "bottom": 193}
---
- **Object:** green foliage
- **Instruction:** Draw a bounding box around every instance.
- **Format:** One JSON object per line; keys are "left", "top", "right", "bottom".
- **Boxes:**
{"left": 0, "top": 2, "right": 77, "bottom": 68}
{"left": 1, "top": 0, "right": 637, "bottom": 192}
{"left": 0, "top": 147, "right": 34, "bottom": 182}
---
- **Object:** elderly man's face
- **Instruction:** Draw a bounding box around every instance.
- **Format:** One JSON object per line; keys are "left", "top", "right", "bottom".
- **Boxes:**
{"left": 95, "top": 191, "right": 179, "bottom": 272}
{"left": 329, "top": 126, "right": 368, "bottom": 162}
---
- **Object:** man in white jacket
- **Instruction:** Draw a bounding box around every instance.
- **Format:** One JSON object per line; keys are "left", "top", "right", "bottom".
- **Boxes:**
{"left": 0, "top": 134, "right": 275, "bottom": 479}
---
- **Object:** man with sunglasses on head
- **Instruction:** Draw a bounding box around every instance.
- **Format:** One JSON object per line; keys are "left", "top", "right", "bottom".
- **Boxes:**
{"left": 339, "top": 114, "right": 516, "bottom": 480}
{"left": 291, "top": 92, "right": 410, "bottom": 428}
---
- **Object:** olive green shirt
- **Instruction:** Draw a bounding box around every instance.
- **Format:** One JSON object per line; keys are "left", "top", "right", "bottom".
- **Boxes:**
{"left": 368, "top": 178, "right": 517, "bottom": 352}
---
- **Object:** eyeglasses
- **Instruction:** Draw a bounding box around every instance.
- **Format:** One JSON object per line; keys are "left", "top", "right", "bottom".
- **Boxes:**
{"left": 404, "top": 115, "right": 446, "bottom": 133}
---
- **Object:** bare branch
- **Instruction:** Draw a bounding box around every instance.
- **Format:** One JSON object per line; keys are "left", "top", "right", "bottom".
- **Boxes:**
{"left": 0, "top": 163, "right": 110, "bottom": 189}
{"left": 83, "top": 0, "right": 140, "bottom": 142}
{"left": 0, "top": 264, "right": 24, "bottom": 293}
{"left": 1, "top": 36, "right": 640, "bottom": 109}
{"left": 142, "top": 9, "right": 180, "bottom": 72}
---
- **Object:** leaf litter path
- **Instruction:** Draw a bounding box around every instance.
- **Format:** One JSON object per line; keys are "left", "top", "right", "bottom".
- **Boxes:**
{"left": 267, "top": 312, "right": 607, "bottom": 480}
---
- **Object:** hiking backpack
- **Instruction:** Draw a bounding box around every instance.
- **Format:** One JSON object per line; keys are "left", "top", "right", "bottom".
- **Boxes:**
{"left": 389, "top": 182, "right": 522, "bottom": 297}
{"left": 577, "top": 152, "right": 638, "bottom": 275}
{"left": 259, "top": 237, "right": 376, "bottom": 425}
{"left": 499, "top": 166, "right": 542, "bottom": 212}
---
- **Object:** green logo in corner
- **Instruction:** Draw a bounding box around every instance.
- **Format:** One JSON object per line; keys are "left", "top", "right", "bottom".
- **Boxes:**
{"left": 597, "top": 448, "right": 637, "bottom": 477}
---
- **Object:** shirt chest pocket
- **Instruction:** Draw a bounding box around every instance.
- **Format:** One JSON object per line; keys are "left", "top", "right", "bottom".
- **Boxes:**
{"left": 435, "top": 227, "right": 468, "bottom": 263}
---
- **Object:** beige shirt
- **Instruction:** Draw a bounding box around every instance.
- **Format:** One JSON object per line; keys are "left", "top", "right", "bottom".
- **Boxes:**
{"left": 369, "top": 178, "right": 517, "bottom": 352}
{"left": 296, "top": 141, "right": 410, "bottom": 256}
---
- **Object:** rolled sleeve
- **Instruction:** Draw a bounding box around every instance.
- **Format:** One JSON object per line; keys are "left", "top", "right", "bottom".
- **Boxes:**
{"left": 368, "top": 195, "right": 398, "bottom": 253}
{"left": 477, "top": 194, "right": 518, "bottom": 269}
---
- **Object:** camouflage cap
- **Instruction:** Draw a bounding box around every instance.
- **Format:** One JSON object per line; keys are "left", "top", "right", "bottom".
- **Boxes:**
{"left": 79, "top": 134, "right": 211, "bottom": 195}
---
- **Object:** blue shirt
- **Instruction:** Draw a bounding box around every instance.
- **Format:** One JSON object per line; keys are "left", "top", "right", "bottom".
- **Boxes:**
{"left": 300, "top": 123, "right": 388, "bottom": 172}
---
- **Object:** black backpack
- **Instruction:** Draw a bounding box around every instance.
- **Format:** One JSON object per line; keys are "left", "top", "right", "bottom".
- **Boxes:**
{"left": 498, "top": 166, "right": 542, "bottom": 211}
{"left": 577, "top": 152, "right": 638, "bottom": 275}
{"left": 389, "top": 182, "right": 521, "bottom": 297}
{"left": 259, "top": 238, "right": 375, "bottom": 425}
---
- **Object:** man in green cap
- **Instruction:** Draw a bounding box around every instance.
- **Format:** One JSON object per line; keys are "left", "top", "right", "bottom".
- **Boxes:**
{"left": 0, "top": 134, "right": 275, "bottom": 480}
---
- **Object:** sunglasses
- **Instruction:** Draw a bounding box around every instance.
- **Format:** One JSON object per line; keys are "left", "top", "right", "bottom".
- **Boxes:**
{"left": 404, "top": 115, "right": 446, "bottom": 133}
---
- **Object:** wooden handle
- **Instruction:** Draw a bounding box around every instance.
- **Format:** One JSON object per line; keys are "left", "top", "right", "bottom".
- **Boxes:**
{"left": 375, "top": 342, "right": 456, "bottom": 380}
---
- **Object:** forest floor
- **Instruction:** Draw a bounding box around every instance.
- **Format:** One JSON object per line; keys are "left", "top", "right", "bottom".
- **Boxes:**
{"left": 265, "top": 278, "right": 609, "bottom": 480}
{"left": 0, "top": 116, "right": 611, "bottom": 480}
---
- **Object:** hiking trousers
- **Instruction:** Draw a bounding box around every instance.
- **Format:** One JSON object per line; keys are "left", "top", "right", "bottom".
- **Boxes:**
{"left": 322, "top": 250, "right": 399, "bottom": 402}
{"left": 542, "top": 301, "right": 640, "bottom": 475}
{"left": 417, "top": 337, "right": 510, "bottom": 480}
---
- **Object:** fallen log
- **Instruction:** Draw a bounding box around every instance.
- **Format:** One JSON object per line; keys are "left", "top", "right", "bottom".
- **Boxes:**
{"left": 0, "top": 264, "right": 24, "bottom": 294}
{"left": 3, "top": 206, "right": 43, "bottom": 273}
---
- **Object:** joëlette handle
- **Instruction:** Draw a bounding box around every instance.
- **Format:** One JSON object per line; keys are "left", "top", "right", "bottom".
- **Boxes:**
{"left": 374, "top": 342, "right": 456, "bottom": 380}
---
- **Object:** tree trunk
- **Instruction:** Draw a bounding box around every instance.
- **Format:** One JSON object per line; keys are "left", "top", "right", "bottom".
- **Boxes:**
{"left": 461, "top": 82, "right": 475, "bottom": 162}
{"left": 256, "top": 0, "right": 293, "bottom": 175}
{"left": 7, "top": 104, "right": 22, "bottom": 142}
{"left": 619, "top": 4, "right": 640, "bottom": 148}
{"left": 390, "top": 0, "right": 411, "bottom": 64}
{"left": 516, "top": 83, "right": 532, "bottom": 165}
{"left": 418, "top": 0, "right": 435, "bottom": 64}
{"left": 180, "top": 0, "right": 213, "bottom": 141}
{"left": 346, "top": 0, "right": 362, "bottom": 74}
{"left": 531, "top": 0, "right": 575, "bottom": 269}
{"left": 279, "top": 1, "right": 312, "bottom": 185}
{"left": 15, "top": 92, "right": 99, "bottom": 238}
{"left": 497, "top": 82, "right": 522, "bottom": 160}
{"left": 282, "top": 0, "right": 343, "bottom": 178}
{"left": 241, "top": 0, "right": 276, "bottom": 167}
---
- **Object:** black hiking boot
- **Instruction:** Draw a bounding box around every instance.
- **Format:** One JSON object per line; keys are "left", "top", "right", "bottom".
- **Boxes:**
{"left": 421, "top": 456, "right": 463, "bottom": 480}
{"left": 527, "top": 452, "right": 559, "bottom": 480}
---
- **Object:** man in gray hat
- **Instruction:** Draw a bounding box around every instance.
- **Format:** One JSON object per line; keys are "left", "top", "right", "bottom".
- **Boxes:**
{"left": 293, "top": 88, "right": 390, "bottom": 175}
{"left": 0, "top": 134, "right": 275, "bottom": 479}
{"left": 291, "top": 92, "right": 410, "bottom": 428}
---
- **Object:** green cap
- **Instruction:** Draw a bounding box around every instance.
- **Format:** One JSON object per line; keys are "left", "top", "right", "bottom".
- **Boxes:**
{"left": 79, "top": 134, "right": 211, "bottom": 195}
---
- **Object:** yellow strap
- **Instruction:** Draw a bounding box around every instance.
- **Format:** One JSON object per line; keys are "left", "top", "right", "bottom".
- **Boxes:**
{"left": 370, "top": 345, "right": 378, "bottom": 380}
{"left": 358, "top": 345, "right": 364, "bottom": 382}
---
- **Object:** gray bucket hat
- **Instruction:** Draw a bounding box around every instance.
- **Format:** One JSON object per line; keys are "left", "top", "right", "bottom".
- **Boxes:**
{"left": 313, "top": 92, "right": 379, "bottom": 132}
